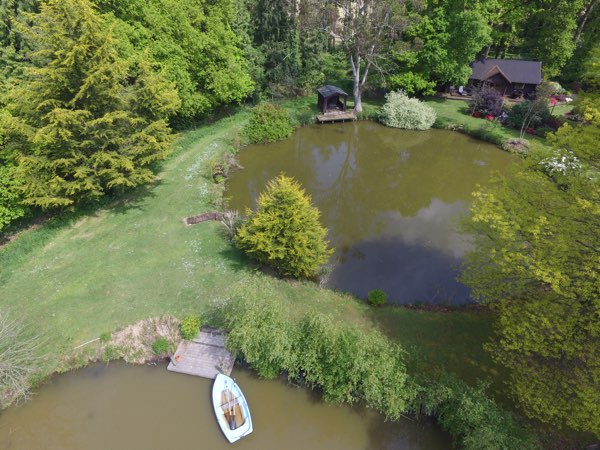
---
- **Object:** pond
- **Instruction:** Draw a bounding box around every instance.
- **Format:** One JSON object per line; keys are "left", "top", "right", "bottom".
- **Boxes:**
{"left": 226, "top": 121, "right": 517, "bottom": 304}
{"left": 0, "top": 362, "right": 451, "bottom": 449}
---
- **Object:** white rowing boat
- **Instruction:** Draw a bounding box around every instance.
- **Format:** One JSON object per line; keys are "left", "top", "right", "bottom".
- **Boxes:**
{"left": 212, "top": 374, "right": 253, "bottom": 443}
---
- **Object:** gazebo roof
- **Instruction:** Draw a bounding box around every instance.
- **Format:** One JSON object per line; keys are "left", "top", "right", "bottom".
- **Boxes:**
{"left": 317, "top": 85, "right": 348, "bottom": 98}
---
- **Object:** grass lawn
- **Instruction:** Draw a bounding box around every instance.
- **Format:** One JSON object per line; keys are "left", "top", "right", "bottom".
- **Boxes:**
{"left": 0, "top": 103, "right": 497, "bottom": 387}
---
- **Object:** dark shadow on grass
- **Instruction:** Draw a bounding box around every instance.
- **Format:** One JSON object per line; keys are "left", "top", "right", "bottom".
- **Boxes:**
{"left": 218, "top": 244, "right": 254, "bottom": 273}
{"left": 0, "top": 180, "right": 163, "bottom": 284}
{"left": 110, "top": 180, "right": 161, "bottom": 215}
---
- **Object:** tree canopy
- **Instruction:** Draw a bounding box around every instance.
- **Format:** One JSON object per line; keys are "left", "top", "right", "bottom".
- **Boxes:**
{"left": 460, "top": 103, "right": 600, "bottom": 434}
{"left": 1, "top": 0, "right": 178, "bottom": 208}
{"left": 235, "top": 175, "right": 333, "bottom": 278}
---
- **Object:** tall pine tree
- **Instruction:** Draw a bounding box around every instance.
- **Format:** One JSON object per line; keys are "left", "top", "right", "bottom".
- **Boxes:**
{"left": 2, "top": 0, "right": 179, "bottom": 208}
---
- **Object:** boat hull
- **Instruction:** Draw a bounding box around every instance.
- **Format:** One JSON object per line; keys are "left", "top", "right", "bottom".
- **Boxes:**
{"left": 212, "top": 374, "right": 253, "bottom": 443}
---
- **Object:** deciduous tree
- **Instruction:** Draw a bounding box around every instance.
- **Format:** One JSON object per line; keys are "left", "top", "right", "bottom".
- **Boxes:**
{"left": 307, "top": 0, "right": 408, "bottom": 112}
{"left": 460, "top": 112, "right": 600, "bottom": 434}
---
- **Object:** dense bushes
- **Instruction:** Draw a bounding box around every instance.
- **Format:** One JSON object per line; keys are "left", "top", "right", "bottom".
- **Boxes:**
{"left": 235, "top": 175, "right": 332, "bottom": 278}
{"left": 220, "top": 296, "right": 537, "bottom": 448}
{"left": 413, "top": 376, "right": 538, "bottom": 450}
{"left": 507, "top": 101, "right": 551, "bottom": 129}
{"left": 379, "top": 91, "right": 436, "bottom": 130}
{"left": 222, "top": 296, "right": 415, "bottom": 419}
{"left": 242, "top": 103, "right": 294, "bottom": 144}
{"left": 96, "top": 0, "right": 254, "bottom": 123}
{"left": 470, "top": 85, "right": 504, "bottom": 117}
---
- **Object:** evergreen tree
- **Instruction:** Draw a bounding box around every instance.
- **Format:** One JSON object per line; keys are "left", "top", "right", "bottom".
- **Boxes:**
{"left": 235, "top": 175, "right": 333, "bottom": 278}
{"left": 0, "top": 0, "right": 38, "bottom": 95}
{"left": 252, "top": 0, "right": 301, "bottom": 92}
{"left": 2, "top": 0, "right": 179, "bottom": 208}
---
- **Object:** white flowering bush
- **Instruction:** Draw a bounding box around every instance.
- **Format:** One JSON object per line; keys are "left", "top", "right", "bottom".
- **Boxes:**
{"left": 379, "top": 90, "right": 436, "bottom": 130}
{"left": 540, "top": 150, "right": 581, "bottom": 175}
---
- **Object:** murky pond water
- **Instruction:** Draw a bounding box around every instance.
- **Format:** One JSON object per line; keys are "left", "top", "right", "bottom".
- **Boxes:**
{"left": 0, "top": 362, "right": 451, "bottom": 449}
{"left": 226, "top": 122, "right": 516, "bottom": 304}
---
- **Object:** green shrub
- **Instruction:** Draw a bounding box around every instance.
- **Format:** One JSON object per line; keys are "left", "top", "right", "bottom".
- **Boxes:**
{"left": 151, "top": 338, "right": 173, "bottom": 356}
{"left": 378, "top": 91, "right": 436, "bottom": 130}
{"left": 99, "top": 332, "right": 111, "bottom": 343}
{"left": 221, "top": 296, "right": 415, "bottom": 420}
{"left": 235, "top": 175, "right": 333, "bottom": 278}
{"left": 367, "top": 289, "right": 388, "bottom": 306}
{"left": 387, "top": 71, "right": 436, "bottom": 96}
{"left": 508, "top": 101, "right": 550, "bottom": 129}
{"left": 180, "top": 315, "right": 202, "bottom": 340}
{"left": 0, "top": 164, "right": 28, "bottom": 232}
{"left": 413, "top": 376, "right": 538, "bottom": 450}
{"left": 101, "top": 344, "right": 121, "bottom": 362}
{"left": 242, "top": 103, "right": 294, "bottom": 144}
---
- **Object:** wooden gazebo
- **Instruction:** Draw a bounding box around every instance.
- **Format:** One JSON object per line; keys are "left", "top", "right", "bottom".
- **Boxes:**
{"left": 317, "top": 85, "right": 348, "bottom": 114}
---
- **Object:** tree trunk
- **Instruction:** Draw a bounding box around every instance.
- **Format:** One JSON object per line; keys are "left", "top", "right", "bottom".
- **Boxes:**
{"left": 350, "top": 55, "right": 363, "bottom": 113}
{"left": 574, "top": 0, "right": 597, "bottom": 44}
{"left": 353, "top": 75, "right": 363, "bottom": 113}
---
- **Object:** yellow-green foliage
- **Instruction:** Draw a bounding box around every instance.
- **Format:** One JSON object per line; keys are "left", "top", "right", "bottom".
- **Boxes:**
{"left": 235, "top": 175, "right": 332, "bottom": 278}
{"left": 460, "top": 113, "right": 600, "bottom": 435}
{"left": 1, "top": 0, "right": 178, "bottom": 209}
{"left": 180, "top": 314, "right": 201, "bottom": 340}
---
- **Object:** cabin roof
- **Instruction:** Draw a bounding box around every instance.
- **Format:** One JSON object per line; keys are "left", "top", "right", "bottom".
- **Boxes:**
{"left": 317, "top": 85, "right": 348, "bottom": 98}
{"left": 470, "top": 59, "right": 542, "bottom": 85}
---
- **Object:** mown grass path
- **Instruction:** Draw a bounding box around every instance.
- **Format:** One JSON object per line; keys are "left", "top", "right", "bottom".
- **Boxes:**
{"left": 0, "top": 107, "right": 497, "bottom": 384}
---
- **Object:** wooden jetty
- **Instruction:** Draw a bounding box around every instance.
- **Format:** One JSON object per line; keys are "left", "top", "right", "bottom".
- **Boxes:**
{"left": 316, "top": 111, "right": 357, "bottom": 123}
{"left": 167, "top": 326, "right": 235, "bottom": 379}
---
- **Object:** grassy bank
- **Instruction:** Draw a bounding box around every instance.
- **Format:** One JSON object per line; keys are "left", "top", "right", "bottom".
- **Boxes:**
{"left": 0, "top": 101, "right": 498, "bottom": 394}
{"left": 424, "top": 97, "right": 547, "bottom": 146}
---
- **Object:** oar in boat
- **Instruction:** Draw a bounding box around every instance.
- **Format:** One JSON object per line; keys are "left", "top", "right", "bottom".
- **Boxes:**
{"left": 228, "top": 391, "right": 237, "bottom": 430}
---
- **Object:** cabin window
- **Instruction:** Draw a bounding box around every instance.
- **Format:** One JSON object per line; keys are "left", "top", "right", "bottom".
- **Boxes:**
{"left": 514, "top": 83, "right": 525, "bottom": 89}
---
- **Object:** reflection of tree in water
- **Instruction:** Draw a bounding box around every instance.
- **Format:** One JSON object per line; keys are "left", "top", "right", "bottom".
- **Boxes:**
{"left": 226, "top": 122, "right": 515, "bottom": 303}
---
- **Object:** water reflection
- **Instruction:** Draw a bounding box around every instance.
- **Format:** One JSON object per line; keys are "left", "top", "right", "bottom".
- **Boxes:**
{"left": 226, "top": 122, "right": 516, "bottom": 304}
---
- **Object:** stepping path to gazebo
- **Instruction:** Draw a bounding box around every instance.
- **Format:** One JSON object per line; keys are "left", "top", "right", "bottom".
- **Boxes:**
{"left": 167, "top": 327, "right": 234, "bottom": 379}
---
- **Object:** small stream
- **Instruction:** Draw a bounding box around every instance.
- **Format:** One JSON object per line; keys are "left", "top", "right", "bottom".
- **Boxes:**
{"left": 226, "top": 122, "right": 517, "bottom": 304}
{"left": 0, "top": 362, "right": 451, "bottom": 449}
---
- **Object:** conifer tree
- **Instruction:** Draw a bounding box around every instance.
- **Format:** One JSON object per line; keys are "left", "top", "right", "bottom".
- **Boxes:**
{"left": 235, "top": 175, "right": 333, "bottom": 279}
{"left": 2, "top": 0, "right": 179, "bottom": 208}
{"left": 252, "top": 0, "right": 301, "bottom": 89}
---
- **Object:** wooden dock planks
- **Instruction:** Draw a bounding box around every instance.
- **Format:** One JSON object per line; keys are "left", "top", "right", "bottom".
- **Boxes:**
{"left": 316, "top": 111, "right": 357, "bottom": 123}
{"left": 167, "top": 327, "right": 235, "bottom": 379}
